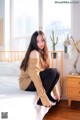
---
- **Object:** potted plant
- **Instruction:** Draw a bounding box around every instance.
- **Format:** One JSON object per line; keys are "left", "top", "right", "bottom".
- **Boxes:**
{"left": 69, "top": 36, "right": 80, "bottom": 75}
{"left": 50, "top": 30, "right": 58, "bottom": 58}
{"left": 64, "top": 35, "right": 70, "bottom": 53}
{"left": 64, "top": 35, "right": 80, "bottom": 74}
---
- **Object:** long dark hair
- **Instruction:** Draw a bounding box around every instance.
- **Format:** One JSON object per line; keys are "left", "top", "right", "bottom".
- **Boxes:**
{"left": 20, "top": 31, "right": 50, "bottom": 71}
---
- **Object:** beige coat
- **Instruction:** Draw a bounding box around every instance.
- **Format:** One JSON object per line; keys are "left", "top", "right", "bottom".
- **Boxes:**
{"left": 19, "top": 57, "right": 58, "bottom": 105}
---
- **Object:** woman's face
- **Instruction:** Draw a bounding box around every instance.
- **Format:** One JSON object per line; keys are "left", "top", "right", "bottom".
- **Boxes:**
{"left": 37, "top": 35, "right": 45, "bottom": 50}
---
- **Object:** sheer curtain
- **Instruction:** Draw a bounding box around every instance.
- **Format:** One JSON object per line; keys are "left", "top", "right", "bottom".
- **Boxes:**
{"left": 9, "top": 0, "right": 71, "bottom": 51}
{"left": 43, "top": 0, "right": 71, "bottom": 51}
{"left": 11, "top": 0, "right": 38, "bottom": 51}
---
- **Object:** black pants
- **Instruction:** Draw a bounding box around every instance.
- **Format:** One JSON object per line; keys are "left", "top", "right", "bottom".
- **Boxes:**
{"left": 25, "top": 68, "right": 60, "bottom": 94}
{"left": 25, "top": 81, "right": 36, "bottom": 91}
{"left": 25, "top": 68, "right": 60, "bottom": 105}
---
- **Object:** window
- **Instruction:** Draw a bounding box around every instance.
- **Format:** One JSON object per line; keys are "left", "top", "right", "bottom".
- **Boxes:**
{"left": 11, "top": 0, "right": 38, "bottom": 50}
{"left": 6, "top": 0, "right": 71, "bottom": 51}
{"left": 43, "top": 0, "right": 71, "bottom": 51}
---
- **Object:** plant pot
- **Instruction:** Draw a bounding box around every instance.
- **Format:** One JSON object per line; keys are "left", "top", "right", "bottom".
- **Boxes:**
{"left": 64, "top": 46, "right": 68, "bottom": 53}
{"left": 51, "top": 52, "right": 57, "bottom": 59}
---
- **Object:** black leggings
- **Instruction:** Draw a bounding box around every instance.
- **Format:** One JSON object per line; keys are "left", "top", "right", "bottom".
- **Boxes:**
{"left": 25, "top": 81, "right": 36, "bottom": 91}
{"left": 25, "top": 68, "right": 60, "bottom": 93}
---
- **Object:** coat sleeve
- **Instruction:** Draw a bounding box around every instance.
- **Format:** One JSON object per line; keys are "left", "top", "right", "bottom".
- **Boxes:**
{"left": 27, "top": 58, "right": 49, "bottom": 105}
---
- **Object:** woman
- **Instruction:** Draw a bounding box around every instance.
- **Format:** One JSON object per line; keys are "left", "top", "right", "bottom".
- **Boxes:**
{"left": 19, "top": 31, "right": 60, "bottom": 107}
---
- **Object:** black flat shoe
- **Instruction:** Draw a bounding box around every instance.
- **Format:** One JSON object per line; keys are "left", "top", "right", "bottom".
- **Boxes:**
{"left": 48, "top": 94, "right": 58, "bottom": 103}
{"left": 37, "top": 98, "right": 43, "bottom": 106}
{"left": 37, "top": 96, "right": 58, "bottom": 106}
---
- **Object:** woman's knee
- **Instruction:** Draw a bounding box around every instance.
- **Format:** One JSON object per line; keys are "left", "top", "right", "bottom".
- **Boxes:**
{"left": 53, "top": 68, "right": 59, "bottom": 74}
{"left": 40, "top": 68, "right": 60, "bottom": 80}
{"left": 41, "top": 68, "right": 56, "bottom": 76}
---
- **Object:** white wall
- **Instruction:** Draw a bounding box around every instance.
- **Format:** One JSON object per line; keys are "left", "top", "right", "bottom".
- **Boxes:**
{"left": 71, "top": 3, "right": 80, "bottom": 40}
{"left": 62, "top": 3, "right": 80, "bottom": 99}
{"left": 0, "top": 0, "right": 5, "bottom": 19}
{"left": 71, "top": 3, "right": 80, "bottom": 73}
{"left": 0, "top": 0, "right": 10, "bottom": 51}
{"left": 0, "top": 0, "right": 5, "bottom": 50}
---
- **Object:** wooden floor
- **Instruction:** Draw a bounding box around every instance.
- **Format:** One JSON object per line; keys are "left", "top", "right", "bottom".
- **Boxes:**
{"left": 43, "top": 100, "right": 80, "bottom": 120}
